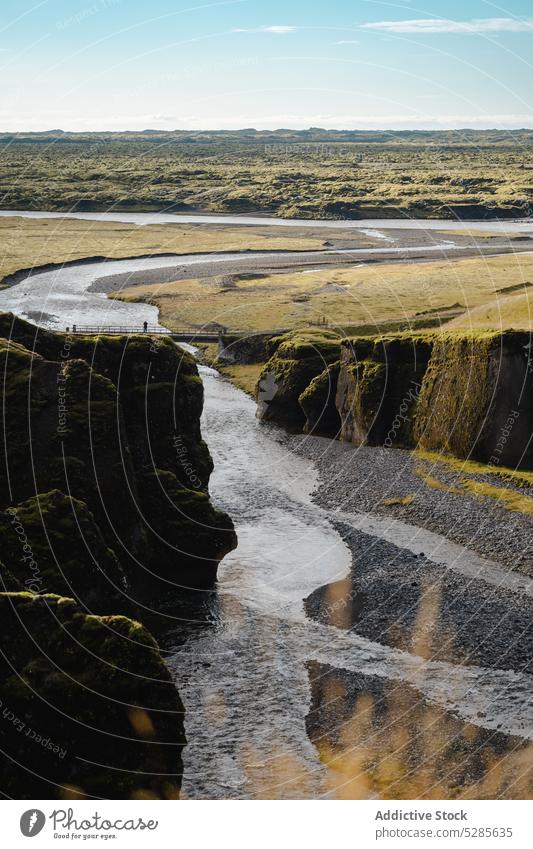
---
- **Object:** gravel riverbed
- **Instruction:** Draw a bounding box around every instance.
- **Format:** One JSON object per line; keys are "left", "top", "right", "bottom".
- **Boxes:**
{"left": 285, "top": 435, "right": 533, "bottom": 676}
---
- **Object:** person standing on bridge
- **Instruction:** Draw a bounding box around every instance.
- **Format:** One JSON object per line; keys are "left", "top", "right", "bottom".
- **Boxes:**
{"left": 143, "top": 321, "right": 148, "bottom": 332}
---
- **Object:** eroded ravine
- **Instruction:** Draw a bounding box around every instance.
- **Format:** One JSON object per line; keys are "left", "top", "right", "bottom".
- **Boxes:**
{"left": 165, "top": 365, "right": 352, "bottom": 798}
{"left": 166, "top": 366, "right": 533, "bottom": 799}
{"left": 1, "top": 253, "right": 531, "bottom": 798}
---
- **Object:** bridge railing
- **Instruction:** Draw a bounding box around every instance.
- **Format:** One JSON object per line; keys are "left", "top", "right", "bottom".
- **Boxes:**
{"left": 65, "top": 325, "right": 288, "bottom": 338}
{"left": 67, "top": 325, "right": 222, "bottom": 336}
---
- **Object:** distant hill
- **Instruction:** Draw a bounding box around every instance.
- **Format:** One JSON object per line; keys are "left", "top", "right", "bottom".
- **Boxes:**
{"left": 1, "top": 128, "right": 533, "bottom": 147}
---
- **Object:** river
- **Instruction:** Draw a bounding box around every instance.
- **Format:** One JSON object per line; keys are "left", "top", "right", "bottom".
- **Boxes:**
{"left": 171, "top": 366, "right": 533, "bottom": 799}
{"left": 0, "top": 246, "right": 529, "bottom": 334}
{"left": 1, "top": 251, "right": 532, "bottom": 798}
{"left": 1, "top": 208, "right": 533, "bottom": 233}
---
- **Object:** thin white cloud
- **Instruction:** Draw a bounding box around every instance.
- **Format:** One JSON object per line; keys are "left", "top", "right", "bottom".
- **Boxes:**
{"left": 336, "top": 40, "right": 360, "bottom": 44}
{"left": 263, "top": 25, "right": 295, "bottom": 34}
{"left": 361, "top": 17, "right": 533, "bottom": 34}
{"left": 232, "top": 25, "right": 296, "bottom": 34}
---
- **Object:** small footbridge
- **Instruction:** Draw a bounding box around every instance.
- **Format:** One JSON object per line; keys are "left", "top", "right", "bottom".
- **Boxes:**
{"left": 67, "top": 325, "right": 286, "bottom": 343}
{"left": 69, "top": 325, "right": 228, "bottom": 343}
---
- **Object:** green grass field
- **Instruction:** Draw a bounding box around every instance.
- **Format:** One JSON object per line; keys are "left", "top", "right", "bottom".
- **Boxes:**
{"left": 115, "top": 251, "right": 533, "bottom": 335}
{"left": 0, "top": 216, "right": 324, "bottom": 284}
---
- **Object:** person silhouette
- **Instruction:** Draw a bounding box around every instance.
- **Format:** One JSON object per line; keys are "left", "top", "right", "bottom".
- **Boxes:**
{"left": 143, "top": 321, "right": 148, "bottom": 332}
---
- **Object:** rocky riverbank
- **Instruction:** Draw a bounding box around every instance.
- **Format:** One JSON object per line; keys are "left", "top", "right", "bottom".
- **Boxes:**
{"left": 288, "top": 435, "right": 533, "bottom": 663}
{"left": 226, "top": 323, "right": 533, "bottom": 796}
{"left": 287, "top": 434, "right": 533, "bottom": 797}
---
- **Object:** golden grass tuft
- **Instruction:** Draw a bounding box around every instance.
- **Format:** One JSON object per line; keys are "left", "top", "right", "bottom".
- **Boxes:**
{"left": 382, "top": 495, "right": 416, "bottom": 506}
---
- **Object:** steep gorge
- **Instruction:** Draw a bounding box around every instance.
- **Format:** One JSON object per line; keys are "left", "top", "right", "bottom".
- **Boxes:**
{"left": 251, "top": 328, "right": 533, "bottom": 469}
{"left": 0, "top": 314, "right": 237, "bottom": 798}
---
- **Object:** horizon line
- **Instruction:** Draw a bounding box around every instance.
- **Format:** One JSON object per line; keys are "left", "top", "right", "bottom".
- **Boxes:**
{"left": 1, "top": 126, "right": 533, "bottom": 134}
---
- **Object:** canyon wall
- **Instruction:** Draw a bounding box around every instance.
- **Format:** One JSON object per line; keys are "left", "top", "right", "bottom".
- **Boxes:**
{"left": 254, "top": 329, "right": 533, "bottom": 469}
{"left": 0, "top": 313, "right": 237, "bottom": 798}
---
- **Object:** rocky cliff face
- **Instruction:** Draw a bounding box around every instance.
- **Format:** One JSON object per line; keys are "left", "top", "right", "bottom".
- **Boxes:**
{"left": 0, "top": 314, "right": 237, "bottom": 598}
{"left": 336, "top": 336, "right": 433, "bottom": 448}
{"left": 413, "top": 332, "right": 533, "bottom": 468}
{"left": 256, "top": 328, "right": 533, "bottom": 470}
{"left": 0, "top": 491, "right": 129, "bottom": 614}
{"left": 335, "top": 331, "right": 533, "bottom": 467}
{"left": 0, "top": 313, "right": 238, "bottom": 798}
{"left": 256, "top": 332, "right": 339, "bottom": 429}
{"left": 299, "top": 362, "right": 341, "bottom": 436}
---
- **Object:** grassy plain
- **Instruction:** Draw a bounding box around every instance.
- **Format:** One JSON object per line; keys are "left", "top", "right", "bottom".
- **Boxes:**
{"left": 0, "top": 216, "right": 324, "bottom": 283}
{"left": 115, "top": 251, "right": 533, "bottom": 334}
{"left": 3, "top": 213, "right": 533, "bottom": 337}
{"left": 1, "top": 129, "right": 532, "bottom": 219}
{"left": 447, "top": 286, "right": 533, "bottom": 330}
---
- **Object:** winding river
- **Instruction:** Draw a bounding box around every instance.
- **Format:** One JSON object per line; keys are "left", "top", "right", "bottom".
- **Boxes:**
{"left": 1, "top": 240, "right": 532, "bottom": 798}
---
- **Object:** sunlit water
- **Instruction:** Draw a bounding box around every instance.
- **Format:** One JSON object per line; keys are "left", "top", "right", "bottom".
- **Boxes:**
{"left": 2, "top": 208, "right": 533, "bottom": 233}
{"left": 167, "top": 367, "right": 533, "bottom": 799}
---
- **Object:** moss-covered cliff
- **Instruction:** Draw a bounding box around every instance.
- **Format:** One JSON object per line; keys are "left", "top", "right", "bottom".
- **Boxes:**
{"left": 413, "top": 331, "right": 533, "bottom": 467}
{"left": 0, "top": 491, "right": 129, "bottom": 615}
{"left": 0, "top": 313, "right": 237, "bottom": 598}
{"left": 336, "top": 329, "right": 533, "bottom": 467}
{"left": 0, "top": 593, "right": 184, "bottom": 799}
{"left": 256, "top": 331, "right": 340, "bottom": 429}
{"left": 299, "top": 362, "right": 341, "bottom": 436}
{"left": 0, "top": 312, "right": 238, "bottom": 798}
{"left": 255, "top": 327, "right": 533, "bottom": 469}
{"left": 336, "top": 335, "right": 433, "bottom": 447}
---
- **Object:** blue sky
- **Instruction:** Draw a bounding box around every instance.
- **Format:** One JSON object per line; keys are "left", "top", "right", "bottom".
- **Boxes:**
{"left": 1, "top": 0, "right": 532, "bottom": 130}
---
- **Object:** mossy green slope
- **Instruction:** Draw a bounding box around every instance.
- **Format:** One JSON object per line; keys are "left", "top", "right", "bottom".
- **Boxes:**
{"left": 299, "top": 362, "right": 341, "bottom": 436}
{"left": 0, "top": 593, "right": 184, "bottom": 799}
{"left": 414, "top": 332, "right": 533, "bottom": 467}
{"left": 0, "top": 491, "right": 129, "bottom": 615}
{"left": 0, "top": 313, "right": 237, "bottom": 598}
{"left": 256, "top": 327, "right": 533, "bottom": 470}
{"left": 336, "top": 336, "right": 433, "bottom": 447}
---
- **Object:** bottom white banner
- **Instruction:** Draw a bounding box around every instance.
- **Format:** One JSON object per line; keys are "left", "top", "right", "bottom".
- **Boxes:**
{"left": 2, "top": 800, "right": 533, "bottom": 848}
